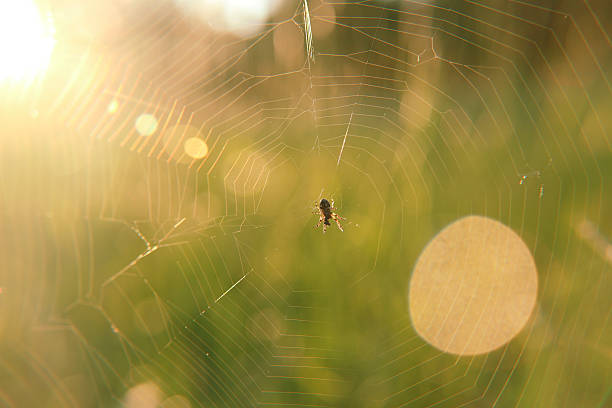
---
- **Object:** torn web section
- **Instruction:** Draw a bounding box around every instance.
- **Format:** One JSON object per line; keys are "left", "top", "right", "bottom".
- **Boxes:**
{"left": 37, "top": 183, "right": 289, "bottom": 407}
{"left": 69, "top": 142, "right": 289, "bottom": 406}
{"left": 85, "top": 223, "right": 283, "bottom": 407}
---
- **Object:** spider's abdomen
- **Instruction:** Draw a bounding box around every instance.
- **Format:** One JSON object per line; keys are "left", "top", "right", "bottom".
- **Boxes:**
{"left": 321, "top": 208, "right": 333, "bottom": 220}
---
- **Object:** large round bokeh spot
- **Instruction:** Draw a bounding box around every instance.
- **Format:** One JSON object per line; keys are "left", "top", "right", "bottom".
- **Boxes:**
{"left": 409, "top": 216, "right": 538, "bottom": 355}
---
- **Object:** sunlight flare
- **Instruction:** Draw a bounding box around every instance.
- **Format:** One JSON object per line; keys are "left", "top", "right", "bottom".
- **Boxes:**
{"left": 0, "top": 0, "right": 56, "bottom": 82}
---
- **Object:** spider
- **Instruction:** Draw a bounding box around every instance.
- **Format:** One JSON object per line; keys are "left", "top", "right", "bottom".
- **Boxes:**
{"left": 314, "top": 198, "right": 345, "bottom": 233}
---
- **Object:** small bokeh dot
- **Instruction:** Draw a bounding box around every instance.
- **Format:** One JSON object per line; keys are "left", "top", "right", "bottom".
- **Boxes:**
{"left": 135, "top": 113, "right": 158, "bottom": 136}
{"left": 184, "top": 137, "right": 208, "bottom": 159}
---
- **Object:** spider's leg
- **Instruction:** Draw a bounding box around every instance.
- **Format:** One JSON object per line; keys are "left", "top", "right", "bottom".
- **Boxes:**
{"left": 316, "top": 214, "right": 324, "bottom": 228}
{"left": 330, "top": 201, "right": 342, "bottom": 214}
{"left": 323, "top": 222, "right": 328, "bottom": 233}
{"left": 332, "top": 214, "right": 344, "bottom": 232}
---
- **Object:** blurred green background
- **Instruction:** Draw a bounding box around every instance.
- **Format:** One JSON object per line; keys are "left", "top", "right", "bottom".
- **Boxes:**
{"left": 0, "top": 0, "right": 610, "bottom": 407}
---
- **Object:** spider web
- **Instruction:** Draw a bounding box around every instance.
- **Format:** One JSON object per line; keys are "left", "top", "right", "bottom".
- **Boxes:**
{"left": 1, "top": 0, "right": 611, "bottom": 407}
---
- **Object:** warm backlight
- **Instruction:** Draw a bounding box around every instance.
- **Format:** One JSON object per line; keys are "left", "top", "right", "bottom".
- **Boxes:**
{"left": 0, "top": 0, "right": 55, "bottom": 82}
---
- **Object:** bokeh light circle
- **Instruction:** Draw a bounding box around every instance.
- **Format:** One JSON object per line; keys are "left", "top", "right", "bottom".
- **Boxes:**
{"left": 409, "top": 216, "right": 538, "bottom": 355}
{"left": 135, "top": 114, "right": 158, "bottom": 136}
{"left": 184, "top": 137, "right": 208, "bottom": 159}
{"left": 124, "top": 382, "right": 161, "bottom": 408}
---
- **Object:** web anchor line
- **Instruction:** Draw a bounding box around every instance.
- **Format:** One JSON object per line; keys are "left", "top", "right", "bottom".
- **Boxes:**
{"left": 337, "top": 112, "right": 353, "bottom": 167}
{"left": 214, "top": 272, "right": 249, "bottom": 304}
{"left": 303, "top": 0, "right": 314, "bottom": 64}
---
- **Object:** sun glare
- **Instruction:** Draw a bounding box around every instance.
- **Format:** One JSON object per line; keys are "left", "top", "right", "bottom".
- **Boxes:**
{"left": 0, "top": 0, "right": 56, "bottom": 82}
{"left": 175, "top": 0, "right": 280, "bottom": 37}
